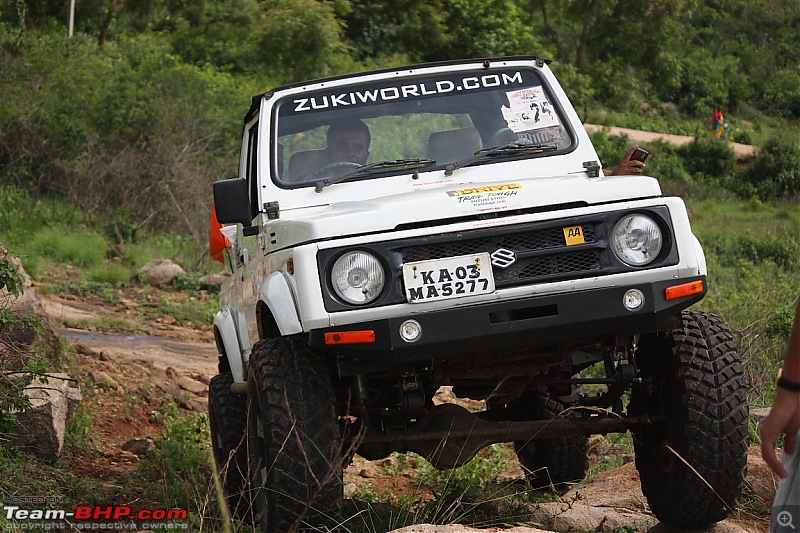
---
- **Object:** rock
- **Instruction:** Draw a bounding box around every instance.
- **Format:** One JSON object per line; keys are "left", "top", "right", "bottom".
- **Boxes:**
{"left": 114, "top": 449, "right": 141, "bottom": 464}
{"left": 122, "top": 437, "right": 154, "bottom": 456}
{"left": 157, "top": 380, "right": 181, "bottom": 397}
{"left": 177, "top": 396, "right": 208, "bottom": 413}
{"left": 90, "top": 371, "right": 116, "bottom": 389}
{"left": 193, "top": 374, "right": 211, "bottom": 386}
{"left": 12, "top": 373, "right": 74, "bottom": 462}
{"left": 137, "top": 259, "right": 186, "bottom": 287}
{"left": 67, "top": 387, "right": 82, "bottom": 423}
{"left": 750, "top": 407, "right": 771, "bottom": 423}
{"left": 177, "top": 375, "right": 207, "bottom": 395}
{"left": 344, "top": 482, "right": 358, "bottom": 499}
{"left": 380, "top": 455, "right": 401, "bottom": 470}
{"left": 198, "top": 272, "right": 231, "bottom": 290}
{"left": 531, "top": 501, "right": 657, "bottom": 533}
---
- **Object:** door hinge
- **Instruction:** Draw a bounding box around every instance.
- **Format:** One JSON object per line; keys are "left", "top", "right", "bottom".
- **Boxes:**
{"left": 583, "top": 161, "right": 600, "bottom": 178}
{"left": 264, "top": 201, "right": 279, "bottom": 219}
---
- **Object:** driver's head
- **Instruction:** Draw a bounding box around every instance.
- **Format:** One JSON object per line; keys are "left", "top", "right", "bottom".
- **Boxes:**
{"left": 326, "top": 119, "right": 370, "bottom": 165}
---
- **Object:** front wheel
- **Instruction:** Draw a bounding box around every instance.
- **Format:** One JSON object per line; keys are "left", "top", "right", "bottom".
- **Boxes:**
{"left": 630, "top": 311, "right": 748, "bottom": 527}
{"left": 209, "top": 373, "right": 248, "bottom": 516}
{"left": 247, "top": 337, "right": 343, "bottom": 532}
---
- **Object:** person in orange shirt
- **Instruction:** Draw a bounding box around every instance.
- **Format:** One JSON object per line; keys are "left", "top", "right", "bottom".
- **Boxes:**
{"left": 712, "top": 107, "right": 725, "bottom": 138}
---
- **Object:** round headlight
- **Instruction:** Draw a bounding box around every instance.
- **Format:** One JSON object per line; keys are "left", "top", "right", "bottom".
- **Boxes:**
{"left": 331, "top": 251, "right": 385, "bottom": 305}
{"left": 611, "top": 215, "right": 663, "bottom": 266}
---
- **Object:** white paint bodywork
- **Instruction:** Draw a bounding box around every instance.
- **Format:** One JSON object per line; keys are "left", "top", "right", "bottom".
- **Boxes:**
{"left": 215, "top": 58, "right": 706, "bottom": 383}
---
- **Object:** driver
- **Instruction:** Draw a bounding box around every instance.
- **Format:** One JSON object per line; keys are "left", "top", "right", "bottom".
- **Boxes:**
{"left": 326, "top": 119, "right": 370, "bottom": 165}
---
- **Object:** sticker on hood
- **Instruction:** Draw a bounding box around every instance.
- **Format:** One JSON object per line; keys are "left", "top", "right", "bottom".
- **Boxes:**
{"left": 447, "top": 183, "right": 522, "bottom": 212}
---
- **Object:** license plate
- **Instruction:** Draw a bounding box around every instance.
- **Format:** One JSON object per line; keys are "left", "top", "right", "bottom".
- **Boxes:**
{"left": 402, "top": 253, "right": 495, "bottom": 303}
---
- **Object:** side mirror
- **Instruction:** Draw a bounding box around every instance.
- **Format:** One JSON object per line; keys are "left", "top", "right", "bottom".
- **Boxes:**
{"left": 213, "top": 178, "right": 252, "bottom": 226}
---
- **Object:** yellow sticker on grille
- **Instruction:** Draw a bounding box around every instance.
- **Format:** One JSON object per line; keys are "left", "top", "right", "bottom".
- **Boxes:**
{"left": 563, "top": 225, "right": 585, "bottom": 245}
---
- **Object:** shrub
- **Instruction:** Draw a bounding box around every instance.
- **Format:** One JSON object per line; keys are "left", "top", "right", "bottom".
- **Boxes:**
{"left": 762, "top": 69, "right": 800, "bottom": 120}
{"left": 587, "top": 130, "right": 632, "bottom": 172}
{"left": 674, "top": 49, "right": 742, "bottom": 116}
{"left": 647, "top": 150, "right": 691, "bottom": 183}
{"left": 733, "top": 136, "right": 800, "bottom": 200}
{"left": 0, "top": 248, "right": 32, "bottom": 431}
{"left": 141, "top": 404, "right": 210, "bottom": 510}
{"left": 677, "top": 137, "right": 736, "bottom": 180}
{"left": 727, "top": 233, "right": 799, "bottom": 270}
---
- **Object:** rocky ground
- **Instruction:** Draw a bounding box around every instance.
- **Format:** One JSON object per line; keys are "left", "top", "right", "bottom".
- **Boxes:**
{"left": 30, "top": 285, "right": 777, "bottom": 533}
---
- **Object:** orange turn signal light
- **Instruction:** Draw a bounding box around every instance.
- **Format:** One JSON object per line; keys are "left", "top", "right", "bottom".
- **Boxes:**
{"left": 324, "top": 330, "right": 376, "bottom": 345}
{"left": 665, "top": 280, "right": 704, "bottom": 301}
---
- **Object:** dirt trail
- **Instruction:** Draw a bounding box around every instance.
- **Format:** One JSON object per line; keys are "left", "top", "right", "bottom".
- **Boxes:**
{"left": 584, "top": 124, "right": 758, "bottom": 161}
{"left": 61, "top": 328, "right": 218, "bottom": 376}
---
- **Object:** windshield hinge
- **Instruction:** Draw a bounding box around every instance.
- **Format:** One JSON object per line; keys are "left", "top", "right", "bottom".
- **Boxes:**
{"left": 264, "top": 201, "right": 280, "bottom": 219}
{"left": 583, "top": 161, "right": 601, "bottom": 178}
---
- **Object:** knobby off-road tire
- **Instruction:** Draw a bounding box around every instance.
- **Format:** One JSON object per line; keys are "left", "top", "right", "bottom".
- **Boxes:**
{"left": 208, "top": 372, "right": 248, "bottom": 516}
{"left": 631, "top": 311, "right": 748, "bottom": 527}
{"left": 514, "top": 393, "right": 589, "bottom": 488}
{"left": 247, "top": 336, "right": 343, "bottom": 533}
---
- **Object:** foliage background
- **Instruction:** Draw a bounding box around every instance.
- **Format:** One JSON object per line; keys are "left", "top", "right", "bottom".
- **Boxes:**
{"left": 1, "top": 0, "right": 799, "bottom": 248}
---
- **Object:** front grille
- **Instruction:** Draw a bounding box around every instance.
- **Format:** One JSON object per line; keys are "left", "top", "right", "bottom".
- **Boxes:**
{"left": 399, "top": 224, "right": 600, "bottom": 288}
{"left": 317, "top": 206, "right": 678, "bottom": 312}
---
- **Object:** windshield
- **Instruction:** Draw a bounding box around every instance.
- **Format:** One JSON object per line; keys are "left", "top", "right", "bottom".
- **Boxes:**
{"left": 271, "top": 67, "right": 574, "bottom": 188}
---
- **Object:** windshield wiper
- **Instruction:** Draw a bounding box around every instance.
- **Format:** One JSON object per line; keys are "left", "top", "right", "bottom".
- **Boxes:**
{"left": 444, "top": 142, "right": 558, "bottom": 176}
{"left": 314, "top": 158, "right": 436, "bottom": 192}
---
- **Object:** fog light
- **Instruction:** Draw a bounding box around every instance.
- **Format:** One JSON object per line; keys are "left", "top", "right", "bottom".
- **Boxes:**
{"left": 399, "top": 320, "right": 422, "bottom": 343}
{"left": 623, "top": 289, "right": 645, "bottom": 311}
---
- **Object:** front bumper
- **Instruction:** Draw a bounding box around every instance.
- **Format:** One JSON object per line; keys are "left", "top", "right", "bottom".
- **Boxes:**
{"left": 310, "top": 275, "right": 706, "bottom": 369}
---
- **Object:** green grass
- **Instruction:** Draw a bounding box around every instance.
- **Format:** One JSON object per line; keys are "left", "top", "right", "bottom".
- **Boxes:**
{"left": 687, "top": 197, "right": 800, "bottom": 407}
{"left": 86, "top": 261, "right": 135, "bottom": 286}
{"left": 28, "top": 227, "right": 109, "bottom": 267}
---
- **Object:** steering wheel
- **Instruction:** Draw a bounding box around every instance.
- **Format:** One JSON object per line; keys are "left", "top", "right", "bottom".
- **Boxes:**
{"left": 485, "top": 127, "right": 517, "bottom": 148}
{"left": 305, "top": 161, "right": 362, "bottom": 182}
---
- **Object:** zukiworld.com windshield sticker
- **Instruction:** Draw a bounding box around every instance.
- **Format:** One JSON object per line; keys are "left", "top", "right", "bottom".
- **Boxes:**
{"left": 285, "top": 71, "right": 533, "bottom": 115}
{"left": 501, "top": 87, "right": 558, "bottom": 132}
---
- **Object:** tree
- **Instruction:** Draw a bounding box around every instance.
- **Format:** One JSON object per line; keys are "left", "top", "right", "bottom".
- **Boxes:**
{"left": 258, "top": 0, "right": 349, "bottom": 82}
{"left": 523, "top": 0, "right": 689, "bottom": 71}
{"left": 343, "top": 0, "right": 544, "bottom": 63}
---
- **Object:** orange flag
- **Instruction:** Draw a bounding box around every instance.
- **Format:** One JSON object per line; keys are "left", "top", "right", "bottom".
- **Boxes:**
{"left": 210, "top": 205, "right": 231, "bottom": 264}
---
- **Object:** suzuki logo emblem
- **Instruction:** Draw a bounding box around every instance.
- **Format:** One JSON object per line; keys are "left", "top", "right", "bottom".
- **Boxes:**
{"left": 490, "top": 248, "right": 516, "bottom": 268}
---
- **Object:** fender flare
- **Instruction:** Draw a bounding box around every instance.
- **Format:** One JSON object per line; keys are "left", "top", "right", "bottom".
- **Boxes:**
{"left": 214, "top": 305, "right": 246, "bottom": 383}
{"left": 692, "top": 234, "right": 707, "bottom": 276}
{"left": 259, "top": 271, "right": 303, "bottom": 336}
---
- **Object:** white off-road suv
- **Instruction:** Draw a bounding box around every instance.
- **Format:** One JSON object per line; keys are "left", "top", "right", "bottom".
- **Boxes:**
{"left": 210, "top": 56, "right": 748, "bottom": 532}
